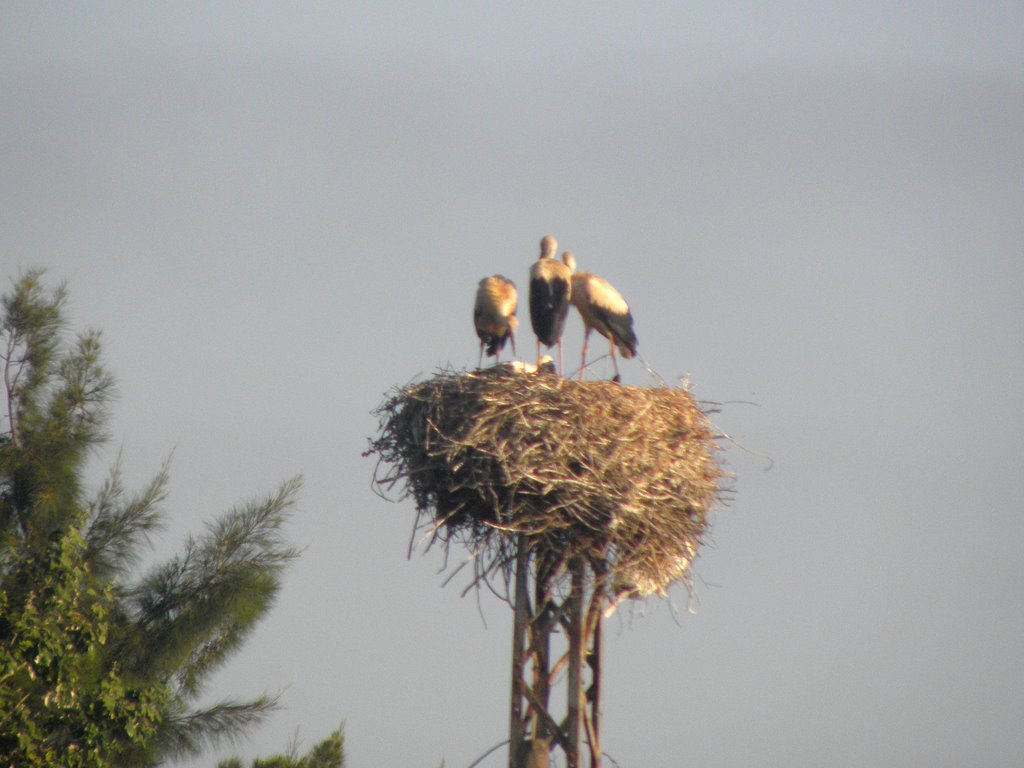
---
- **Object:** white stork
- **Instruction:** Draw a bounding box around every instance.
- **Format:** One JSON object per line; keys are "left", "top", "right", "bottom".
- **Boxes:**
{"left": 528, "top": 235, "right": 573, "bottom": 373}
{"left": 562, "top": 251, "right": 638, "bottom": 382}
{"left": 473, "top": 275, "right": 519, "bottom": 368}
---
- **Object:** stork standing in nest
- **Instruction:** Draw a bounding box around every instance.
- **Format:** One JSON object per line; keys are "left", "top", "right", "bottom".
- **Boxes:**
{"left": 473, "top": 275, "right": 519, "bottom": 368}
{"left": 563, "top": 251, "right": 638, "bottom": 382}
{"left": 528, "top": 235, "right": 573, "bottom": 374}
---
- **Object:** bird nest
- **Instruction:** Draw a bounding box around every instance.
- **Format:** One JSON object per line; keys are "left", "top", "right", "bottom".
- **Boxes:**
{"left": 367, "top": 367, "right": 723, "bottom": 598}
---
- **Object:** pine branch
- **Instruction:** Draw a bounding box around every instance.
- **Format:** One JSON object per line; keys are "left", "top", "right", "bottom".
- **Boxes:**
{"left": 121, "top": 477, "right": 302, "bottom": 691}
{"left": 157, "top": 694, "right": 279, "bottom": 761}
{"left": 1, "top": 269, "right": 68, "bottom": 431}
{"left": 86, "top": 456, "right": 170, "bottom": 580}
{"left": 50, "top": 329, "right": 116, "bottom": 446}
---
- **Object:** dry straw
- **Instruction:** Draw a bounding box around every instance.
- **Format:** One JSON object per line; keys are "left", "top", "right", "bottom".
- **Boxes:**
{"left": 367, "top": 366, "right": 723, "bottom": 599}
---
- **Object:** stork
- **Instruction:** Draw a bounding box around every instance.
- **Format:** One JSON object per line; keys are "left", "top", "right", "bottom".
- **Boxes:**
{"left": 473, "top": 275, "right": 519, "bottom": 368}
{"left": 562, "top": 251, "right": 638, "bottom": 382}
{"left": 528, "top": 235, "right": 573, "bottom": 373}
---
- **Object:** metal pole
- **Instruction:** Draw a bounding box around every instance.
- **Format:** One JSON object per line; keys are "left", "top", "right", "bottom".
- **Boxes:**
{"left": 587, "top": 603, "right": 603, "bottom": 767}
{"left": 565, "top": 559, "right": 584, "bottom": 767}
{"left": 585, "top": 560, "right": 606, "bottom": 767}
{"left": 509, "top": 535, "right": 529, "bottom": 767}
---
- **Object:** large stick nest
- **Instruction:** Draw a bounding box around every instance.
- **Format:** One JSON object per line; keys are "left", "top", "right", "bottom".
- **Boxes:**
{"left": 367, "top": 367, "right": 723, "bottom": 598}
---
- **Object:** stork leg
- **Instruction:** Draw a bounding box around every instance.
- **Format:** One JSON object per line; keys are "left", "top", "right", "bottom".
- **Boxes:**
{"left": 510, "top": 330, "right": 517, "bottom": 360}
{"left": 478, "top": 340, "right": 484, "bottom": 369}
{"left": 610, "top": 341, "right": 621, "bottom": 383}
{"left": 536, "top": 339, "right": 542, "bottom": 368}
{"left": 557, "top": 339, "right": 564, "bottom": 377}
{"left": 579, "top": 328, "right": 592, "bottom": 381}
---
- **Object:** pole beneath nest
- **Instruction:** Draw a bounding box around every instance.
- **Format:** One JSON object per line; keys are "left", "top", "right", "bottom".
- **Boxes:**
{"left": 565, "top": 559, "right": 584, "bottom": 767}
{"left": 509, "top": 535, "right": 529, "bottom": 767}
{"left": 509, "top": 544, "right": 606, "bottom": 768}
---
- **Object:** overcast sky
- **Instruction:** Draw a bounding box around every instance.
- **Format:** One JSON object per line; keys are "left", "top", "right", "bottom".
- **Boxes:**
{"left": 3, "top": 3, "right": 1023, "bottom": 767}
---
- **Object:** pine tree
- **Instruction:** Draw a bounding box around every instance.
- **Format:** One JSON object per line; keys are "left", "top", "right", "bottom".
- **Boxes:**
{"left": 217, "top": 723, "right": 345, "bottom": 768}
{"left": 1, "top": 270, "right": 301, "bottom": 764}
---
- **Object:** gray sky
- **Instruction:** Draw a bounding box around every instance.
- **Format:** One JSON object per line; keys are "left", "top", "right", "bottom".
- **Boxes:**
{"left": 3, "top": 3, "right": 1023, "bottom": 767}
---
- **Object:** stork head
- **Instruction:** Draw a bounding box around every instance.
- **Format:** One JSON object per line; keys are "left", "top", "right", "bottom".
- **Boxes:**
{"left": 561, "top": 251, "right": 576, "bottom": 273}
{"left": 539, "top": 235, "right": 557, "bottom": 259}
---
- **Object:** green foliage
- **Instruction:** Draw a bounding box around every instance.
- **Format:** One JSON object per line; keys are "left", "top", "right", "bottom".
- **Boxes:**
{"left": 1, "top": 269, "right": 114, "bottom": 553}
{"left": 217, "top": 723, "right": 345, "bottom": 768}
{"left": 1, "top": 272, "right": 303, "bottom": 765}
{"left": 0, "top": 528, "right": 166, "bottom": 766}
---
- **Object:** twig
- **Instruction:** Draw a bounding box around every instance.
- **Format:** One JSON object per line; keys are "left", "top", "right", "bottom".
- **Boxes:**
{"left": 465, "top": 739, "right": 509, "bottom": 768}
